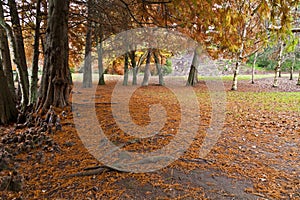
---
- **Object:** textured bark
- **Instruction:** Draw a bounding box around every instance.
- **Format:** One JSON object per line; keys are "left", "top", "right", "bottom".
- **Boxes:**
{"left": 153, "top": 51, "right": 164, "bottom": 86}
{"left": 123, "top": 53, "right": 129, "bottom": 86}
{"left": 0, "top": 58, "right": 18, "bottom": 125}
{"left": 273, "top": 41, "right": 284, "bottom": 88}
{"left": 251, "top": 52, "right": 258, "bottom": 84}
{"left": 0, "top": 27, "right": 15, "bottom": 100}
{"left": 83, "top": 0, "right": 93, "bottom": 88}
{"left": 30, "top": 0, "right": 42, "bottom": 105}
{"left": 141, "top": 49, "right": 152, "bottom": 86}
{"left": 38, "top": 0, "right": 71, "bottom": 111}
{"left": 130, "top": 50, "right": 137, "bottom": 85}
{"left": 187, "top": 47, "right": 201, "bottom": 86}
{"left": 8, "top": 0, "right": 29, "bottom": 106}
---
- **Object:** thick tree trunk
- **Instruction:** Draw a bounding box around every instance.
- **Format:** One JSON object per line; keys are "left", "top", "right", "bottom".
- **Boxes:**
{"left": 123, "top": 53, "right": 129, "bottom": 86}
{"left": 153, "top": 51, "right": 164, "bottom": 86}
{"left": 141, "top": 49, "right": 152, "bottom": 86}
{"left": 0, "top": 59, "right": 18, "bottom": 125}
{"left": 30, "top": 0, "right": 41, "bottom": 105}
{"left": 290, "top": 53, "right": 295, "bottom": 80}
{"left": 187, "top": 47, "right": 201, "bottom": 86}
{"left": 273, "top": 41, "right": 284, "bottom": 88}
{"left": 8, "top": 0, "right": 29, "bottom": 106}
{"left": 38, "top": 0, "right": 71, "bottom": 111}
{"left": 83, "top": 0, "right": 93, "bottom": 88}
{"left": 0, "top": 27, "right": 15, "bottom": 100}
{"left": 130, "top": 50, "right": 137, "bottom": 85}
{"left": 251, "top": 52, "right": 258, "bottom": 84}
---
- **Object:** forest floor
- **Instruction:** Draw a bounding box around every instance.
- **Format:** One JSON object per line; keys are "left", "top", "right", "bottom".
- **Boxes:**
{"left": 0, "top": 75, "right": 299, "bottom": 199}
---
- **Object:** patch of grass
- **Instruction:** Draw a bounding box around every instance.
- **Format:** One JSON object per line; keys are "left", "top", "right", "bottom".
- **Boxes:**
{"left": 227, "top": 92, "right": 300, "bottom": 112}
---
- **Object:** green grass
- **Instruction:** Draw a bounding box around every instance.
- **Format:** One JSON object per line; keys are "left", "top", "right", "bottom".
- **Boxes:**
{"left": 227, "top": 92, "right": 300, "bottom": 112}
{"left": 199, "top": 73, "right": 299, "bottom": 81}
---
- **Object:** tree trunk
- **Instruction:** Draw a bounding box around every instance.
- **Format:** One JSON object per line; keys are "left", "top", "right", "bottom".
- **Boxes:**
{"left": 38, "top": 0, "right": 71, "bottom": 111}
{"left": 0, "top": 58, "right": 18, "bottom": 125}
{"left": 8, "top": 0, "right": 29, "bottom": 106}
{"left": 141, "top": 49, "right": 152, "bottom": 86}
{"left": 123, "top": 53, "right": 129, "bottom": 86}
{"left": 97, "top": 35, "right": 105, "bottom": 85}
{"left": 0, "top": 27, "right": 15, "bottom": 100}
{"left": 290, "top": 52, "right": 295, "bottom": 80}
{"left": 251, "top": 51, "right": 258, "bottom": 84}
{"left": 187, "top": 47, "right": 201, "bottom": 86}
{"left": 130, "top": 50, "right": 137, "bottom": 85}
{"left": 231, "top": 21, "right": 249, "bottom": 91}
{"left": 83, "top": 0, "right": 93, "bottom": 88}
{"left": 273, "top": 41, "right": 284, "bottom": 88}
{"left": 153, "top": 51, "right": 164, "bottom": 86}
{"left": 297, "top": 70, "right": 300, "bottom": 85}
{"left": 30, "top": 0, "right": 41, "bottom": 105}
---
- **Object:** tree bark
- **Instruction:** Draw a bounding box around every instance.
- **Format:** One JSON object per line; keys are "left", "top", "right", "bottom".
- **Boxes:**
{"left": 83, "top": 0, "right": 93, "bottom": 88}
{"left": 141, "top": 49, "right": 152, "bottom": 86}
{"left": 38, "top": 0, "right": 71, "bottom": 111}
{"left": 297, "top": 70, "right": 300, "bottom": 85}
{"left": 251, "top": 51, "right": 258, "bottom": 84}
{"left": 123, "top": 53, "right": 129, "bottom": 86}
{"left": 130, "top": 50, "right": 137, "bottom": 85}
{"left": 153, "top": 51, "right": 164, "bottom": 86}
{"left": 290, "top": 52, "right": 295, "bottom": 80}
{"left": 273, "top": 41, "right": 284, "bottom": 88}
{"left": 8, "top": 0, "right": 29, "bottom": 106}
{"left": 0, "top": 58, "right": 18, "bottom": 125}
{"left": 0, "top": 27, "right": 15, "bottom": 100}
{"left": 97, "top": 35, "right": 105, "bottom": 85}
{"left": 30, "top": 0, "right": 42, "bottom": 105}
{"left": 187, "top": 47, "right": 201, "bottom": 86}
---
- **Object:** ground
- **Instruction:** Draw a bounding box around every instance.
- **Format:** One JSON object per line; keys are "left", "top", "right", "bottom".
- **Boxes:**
{"left": 0, "top": 74, "right": 299, "bottom": 199}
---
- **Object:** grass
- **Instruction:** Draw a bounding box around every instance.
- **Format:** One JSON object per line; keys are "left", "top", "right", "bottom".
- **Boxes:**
{"left": 227, "top": 92, "right": 300, "bottom": 112}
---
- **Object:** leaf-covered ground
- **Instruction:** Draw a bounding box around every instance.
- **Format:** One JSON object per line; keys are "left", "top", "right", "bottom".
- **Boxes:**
{"left": 0, "top": 76, "right": 299, "bottom": 199}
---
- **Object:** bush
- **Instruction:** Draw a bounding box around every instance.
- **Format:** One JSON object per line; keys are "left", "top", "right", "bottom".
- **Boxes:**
{"left": 162, "top": 59, "right": 172, "bottom": 75}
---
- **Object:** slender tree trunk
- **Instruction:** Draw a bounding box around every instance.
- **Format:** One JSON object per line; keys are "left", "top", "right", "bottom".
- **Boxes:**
{"left": 297, "top": 70, "right": 300, "bottom": 85}
{"left": 142, "top": 49, "right": 152, "bottom": 86}
{"left": 123, "top": 53, "right": 129, "bottom": 86}
{"left": 0, "top": 58, "right": 18, "bottom": 125}
{"left": 273, "top": 41, "right": 284, "bottom": 88}
{"left": 83, "top": 0, "right": 93, "bottom": 88}
{"left": 187, "top": 47, "right": 201, "bottom": 86}
{"left": 290, "top": 53, "right": 295, "bottom": 80}
{"left": 38, "top": 0, "right": 71, "bottom": 111}
{"left": 231, "top": 21, "right": 249, "bottom": 91}
{"left": 30, "top": 0, "right": 41, "bottom": 105}
{"left": 251, "top": 51, "right": 258, "bottom": 84}
{"left": 0, "top": 27, "right": 15, "bottom": 100}
{"left": 153, "top": 51, "right": 164, "bottom": 86}
{"left": 130, "top": 50, "right": 137, "bottom": 85}
{"left": 8, "top": 0, "right": 29, "bottom": 106}
{"left": 97, "top": 35, "right": 105, "bottom": 85}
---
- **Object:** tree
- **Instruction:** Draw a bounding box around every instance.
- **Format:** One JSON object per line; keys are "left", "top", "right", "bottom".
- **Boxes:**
{"left": 8, "top": 0, "right": 30, "bottom": 105}
{"left": 38, "top": 0, "right": 71, "bottom": 111}
{"left": 83, "top": 0, "right": 93, "bottom": 88}
{"left": 0, "top": 25, "right": 15, "bottom": 100}
{"left": 0, "top": 57, "right": 18, "bottom": 125}
{"left": 141, "top": 49, "right": 152, "bottom": 86}
{"left": 30, "top": 0, "right": 42, "bottom": 104}
{"left": 273, "top": 41, "right": 284, "bottom": 87}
